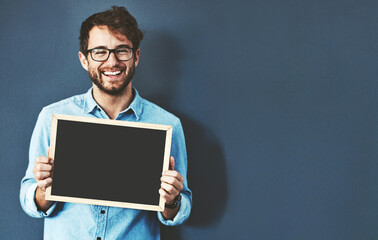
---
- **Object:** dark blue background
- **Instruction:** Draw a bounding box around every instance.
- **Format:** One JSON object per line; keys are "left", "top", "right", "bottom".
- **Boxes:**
{"left": 1, "top": 0, "right": 377, "bottom": 239}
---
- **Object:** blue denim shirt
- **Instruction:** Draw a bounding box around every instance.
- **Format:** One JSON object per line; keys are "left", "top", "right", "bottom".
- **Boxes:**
{"left": 20, "top": 88, "right": 192, "bottom": 240}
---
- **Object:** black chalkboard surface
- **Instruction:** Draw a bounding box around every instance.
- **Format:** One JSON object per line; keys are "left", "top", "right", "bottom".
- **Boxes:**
{"left": 45, "top": 114, "right": 172, "bottom": 212}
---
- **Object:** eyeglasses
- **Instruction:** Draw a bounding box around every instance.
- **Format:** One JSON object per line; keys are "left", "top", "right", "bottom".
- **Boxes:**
{"left": 87, "top": 47, "right": 134, "bottom": 62}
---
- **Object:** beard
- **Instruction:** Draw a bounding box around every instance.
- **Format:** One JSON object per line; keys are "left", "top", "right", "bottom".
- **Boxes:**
{"left": 88, "top": 62, "right": 136, "bottom": 96}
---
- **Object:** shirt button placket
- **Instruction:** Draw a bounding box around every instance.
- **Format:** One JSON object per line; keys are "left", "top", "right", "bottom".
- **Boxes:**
{"left": 97, "top": 107, "right": 104, "bottom": 118}
{"left": 95, "top": 206, "right": 108, "bottom": 240}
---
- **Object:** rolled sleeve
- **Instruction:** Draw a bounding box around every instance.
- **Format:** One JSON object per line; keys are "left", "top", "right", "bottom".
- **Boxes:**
{"left": 20, "top": 182, "right": 56, "bottom": 218}
{"left": 157, "top": 193, "right": 191, "bottom": 226}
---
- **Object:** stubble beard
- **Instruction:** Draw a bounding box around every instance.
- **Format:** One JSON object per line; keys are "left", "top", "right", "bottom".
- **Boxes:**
{"left": 88, "top": 62, "right": 136, "bottom": 96}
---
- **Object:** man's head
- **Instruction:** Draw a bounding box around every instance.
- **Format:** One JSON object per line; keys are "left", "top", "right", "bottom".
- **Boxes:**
{"left": 78, "top": 6, "right": 143, "bottom": 96}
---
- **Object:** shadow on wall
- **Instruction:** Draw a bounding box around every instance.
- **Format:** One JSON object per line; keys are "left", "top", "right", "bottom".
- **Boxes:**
{"left": 160, "top": 115, "right": 228, "bottom": 240}
{"left": 136, "top": 31, "right": 228, "bottom": 239}
{"left": 182, "top": 115, "right": 228, "bottom": 226}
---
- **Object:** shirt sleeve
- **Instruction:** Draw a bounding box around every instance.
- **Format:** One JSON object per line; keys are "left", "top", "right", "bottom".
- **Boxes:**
{"left": 157, "top": 118, "right": 192, "bottom": 226}
{"left": 19, "top": 108, "right": 57, "bottom": 218}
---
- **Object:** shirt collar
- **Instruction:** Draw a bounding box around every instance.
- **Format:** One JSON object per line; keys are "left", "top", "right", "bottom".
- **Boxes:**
{"left": 83, "top": 87, "right": 143, "bottom": 121}
{"left": 120, "top": 88, "right": 143, "bottom": 121}
{"left": 83, "top": 88, "right": 98, "bottom": 114}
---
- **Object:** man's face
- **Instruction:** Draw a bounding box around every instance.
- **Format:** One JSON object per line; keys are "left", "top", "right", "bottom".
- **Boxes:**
{"left": 79, "top": 25, "right": 140, "bottom": 96}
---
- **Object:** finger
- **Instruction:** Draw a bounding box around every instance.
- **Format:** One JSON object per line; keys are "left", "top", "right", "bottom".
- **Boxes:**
{"left": 161, "top": 182, "right": 179, "bottom": 196}
{"left": 47, "top": 146, "right": 51, "bottom": 158}
{"left": 35, "top": 163, "right": 53, "bottom": 172}
{"left": 169, "top": 156, "right": 175, "bottom": 170}
{"left": 38, "top": 178, "right": 53, "bottom": 191}
{"left": 35, "top": 156, "right": 51, "bottom": 164}
{"left": 159, "top": 188, "right": 175, "bottom": 202}
{"left": 160, "top": 175, "right": 177, "bottom": 185}
{"left": 33, "top": 163, "right": 52, "bottom": 176}
{"left": 33, "top": 162, "right": 53, "bottom": 176}
{"left": 35, "top": 171, "right": 51, "bottom": 180}
{"left": 160, "top": 176, "right": 183, "bottom": 191}
{"left": 161, "top": 177, "right": 180, "bottom": 191}
{"left": 162, "top": 170, "right": 184, "bottom": 183}
{"left": 161, "top": 178, "right": 184, "bottom": 193}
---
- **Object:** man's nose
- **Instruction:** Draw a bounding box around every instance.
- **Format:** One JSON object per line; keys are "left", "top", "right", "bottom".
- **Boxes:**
{"left": 105, "top": 51, "right": 119, "bottom": 65}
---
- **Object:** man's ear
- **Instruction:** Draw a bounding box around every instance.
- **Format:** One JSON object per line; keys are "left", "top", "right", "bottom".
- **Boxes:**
{"left": 78, "top": 51, "right": 88, "bottom": 71}
{"left": 134, "top": 48, "right": 141, "bottom": 67}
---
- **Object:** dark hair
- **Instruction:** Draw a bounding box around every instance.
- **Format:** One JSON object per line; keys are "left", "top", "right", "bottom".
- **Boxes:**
{"left": 79, "top": 6, "right": 143, "bottom": 55}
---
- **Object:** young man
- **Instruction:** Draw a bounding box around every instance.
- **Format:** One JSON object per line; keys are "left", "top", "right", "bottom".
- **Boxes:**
{"left": 20, "top": 6, "right": 192, "bottom": 239}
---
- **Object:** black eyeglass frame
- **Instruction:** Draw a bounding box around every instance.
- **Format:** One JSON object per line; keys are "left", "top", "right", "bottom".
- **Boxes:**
{"left": 86, "top": 47, "right": 135, "bottom": 62}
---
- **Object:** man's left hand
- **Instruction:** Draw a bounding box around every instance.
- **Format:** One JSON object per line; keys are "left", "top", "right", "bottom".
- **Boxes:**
{"left": 159, "top": 156, "right": 183, "bottom": 206}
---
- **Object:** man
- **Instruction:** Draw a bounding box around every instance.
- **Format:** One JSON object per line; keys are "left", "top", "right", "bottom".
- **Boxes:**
{"left": 20, "top": 6, "right": 192, "bottom": 239}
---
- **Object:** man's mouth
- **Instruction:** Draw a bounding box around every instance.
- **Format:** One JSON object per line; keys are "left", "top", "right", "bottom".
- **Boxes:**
{"left": 102, "top": 70, "right": 122, "bottom": 76}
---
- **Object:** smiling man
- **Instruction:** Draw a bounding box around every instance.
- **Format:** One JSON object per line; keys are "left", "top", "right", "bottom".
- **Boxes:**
{"left": 20, "top": 6, "right": 192, "bottom": 239}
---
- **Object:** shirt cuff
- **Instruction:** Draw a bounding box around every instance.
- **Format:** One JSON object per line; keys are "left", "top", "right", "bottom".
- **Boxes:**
{"left": 157, "top": 194, "right": 191, "bottom": 226}
{"left": 25, "top": 183, "right": 57, "bottom": 217}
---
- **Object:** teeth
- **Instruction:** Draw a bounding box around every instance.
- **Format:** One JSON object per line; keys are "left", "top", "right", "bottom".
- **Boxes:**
{"left": 103, "top": 71, "right": 121, "bottom": 76}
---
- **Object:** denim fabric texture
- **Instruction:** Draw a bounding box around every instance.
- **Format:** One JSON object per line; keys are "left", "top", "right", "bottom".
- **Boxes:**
{"left": 20, "top": 88, "right": 192, "bottom": 240}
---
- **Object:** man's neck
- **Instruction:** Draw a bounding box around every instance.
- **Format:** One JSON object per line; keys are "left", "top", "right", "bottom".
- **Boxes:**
{"left": 92, "top": 84, "right": 134, "bottom": 120}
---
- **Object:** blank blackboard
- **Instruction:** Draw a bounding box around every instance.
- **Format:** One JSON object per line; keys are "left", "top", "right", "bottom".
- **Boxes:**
{"left": 45, "top": 114, "right": 172, "bottom": 212}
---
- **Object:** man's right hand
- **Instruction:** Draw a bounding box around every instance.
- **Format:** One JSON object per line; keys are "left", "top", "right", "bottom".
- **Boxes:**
{"left": 33, "top": 149, "right": 55, "bottom": 211}
{"left": 33, "top": 155, "right": 54, "bottom": 191}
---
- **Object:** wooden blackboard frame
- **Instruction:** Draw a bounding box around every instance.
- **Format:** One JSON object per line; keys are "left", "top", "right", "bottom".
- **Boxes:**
{"left": 45, "top": 114, "right": 173, "bottom": 212}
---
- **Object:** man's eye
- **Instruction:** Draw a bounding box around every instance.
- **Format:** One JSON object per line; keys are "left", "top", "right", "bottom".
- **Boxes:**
{"left": 94, "top": 50, "right": 107, "bottom": 55}
{"left": 116, "top": 48, "right": 131, "bottom": 54}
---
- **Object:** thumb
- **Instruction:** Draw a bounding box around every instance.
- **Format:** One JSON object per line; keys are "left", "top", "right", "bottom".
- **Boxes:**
{"left": 47, "top": 147, "right": 53, "bottom": 164}
{"left": 169, "top": 156, "right": 175, "bottom": 170}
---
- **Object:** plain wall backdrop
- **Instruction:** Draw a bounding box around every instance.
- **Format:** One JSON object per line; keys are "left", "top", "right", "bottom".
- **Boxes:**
{"left": 1, "top": 0, "right": 377, "bottom": 239}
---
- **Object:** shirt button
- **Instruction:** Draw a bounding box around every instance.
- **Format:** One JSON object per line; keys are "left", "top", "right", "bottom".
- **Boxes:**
{"left": 101, "top": 210, "right": 105, "bottom": 214}
{"left": 98, "top": 108, "right": 101, "bottom": 111}
{"left": 97, "top": 237, "right": 101, "bottom": 240}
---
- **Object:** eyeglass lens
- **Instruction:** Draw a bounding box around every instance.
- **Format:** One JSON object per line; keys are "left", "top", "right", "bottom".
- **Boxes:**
{"left": 91, "top": 48, "right": 133, "bottom": 61}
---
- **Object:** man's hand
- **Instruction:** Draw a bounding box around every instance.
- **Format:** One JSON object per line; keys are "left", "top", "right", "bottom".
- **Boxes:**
{"left": 33, "top": 157, "right": 53, "bottom": 191}
{"left": 159, "top": 156, "right": 184, "bottom": 220}
{"left": 33, "top": 148, "right": 54, "bottom": 211}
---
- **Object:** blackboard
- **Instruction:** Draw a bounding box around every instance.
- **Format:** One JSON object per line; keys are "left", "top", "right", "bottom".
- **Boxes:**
{"left": 45, "top": 114, "right": 172, "bottom": 212}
